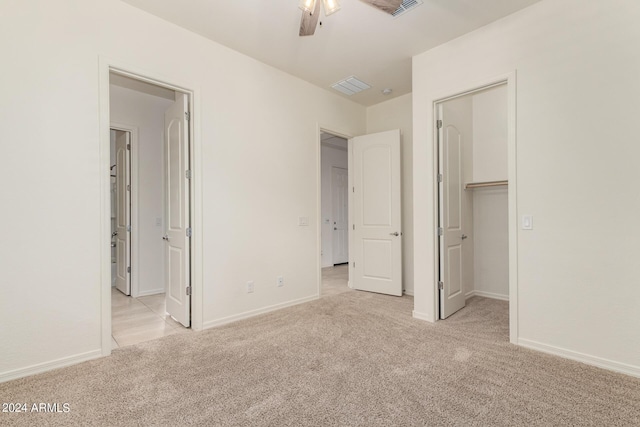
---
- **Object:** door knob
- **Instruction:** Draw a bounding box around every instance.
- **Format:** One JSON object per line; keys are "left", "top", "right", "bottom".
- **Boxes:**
{"left": 461, "top": 234, "right": 468, "bottom": 240}
{"left": 390, "top": 232, "right": 400, "bottom": 236}
{"left": 162, "top": 234, "right": 169, "bottom": 241}
{"left": 334, "top": 227, "right": 337, "bottom": 230}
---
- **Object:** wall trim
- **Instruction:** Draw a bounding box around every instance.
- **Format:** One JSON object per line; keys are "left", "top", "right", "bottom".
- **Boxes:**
{"left": 0, "top": 350, "right": 102, "bottom": 384}
{"left": 465, "top": 290, "right": 509, "bottom": 301}
{"left": 412, "top": 310, "right": 434, "bottom": 323}
{"left": 137, "top": 288, "right": 165, "bottom": 297}
{"left": 203, "top": 295, "right": 319, "bottom": 330}
{"left": 518, "top": 338, "right": 640, "bottom": 379}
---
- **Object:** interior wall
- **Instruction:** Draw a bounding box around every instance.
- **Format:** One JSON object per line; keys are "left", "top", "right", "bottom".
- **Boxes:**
{"left": 472, "top": 86, "right": 508, "bottom": 182}
{"left": 0, "top": 0, "right": 366, "bottom": 381}
{"left": 321, "top": 143, "right": 348, "bottom": 268}
{"left": 366, "top": 93, "right": 414, "bottom": 294}
{"left": 471, "top": 86, "right": 509, "bottom": 299}
{"left": 412, "top": 0, "right": 640, "bottom": 374}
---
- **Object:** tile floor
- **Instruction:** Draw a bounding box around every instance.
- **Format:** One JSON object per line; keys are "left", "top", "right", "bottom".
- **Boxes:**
{"left": 111, "top": 266, "right": 348, "bottom": 349}
{"left": 321, "top": 264, "right": 350, "bottom": 297}
{"left": 111, "top": 288, "right": 189, "bottom": 349}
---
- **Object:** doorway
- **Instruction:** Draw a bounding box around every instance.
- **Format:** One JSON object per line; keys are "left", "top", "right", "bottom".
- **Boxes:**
{"left": 319, "top": 128, "right": 404, "bottom": 298}
{"left": 320, "top": 131, "right": 350, "bottom": 296}
{"left": 107, "top": 71, "right": 193, "bottom": 348}
{"left": 436, "top": 82, "right": 510, "bottom": 320}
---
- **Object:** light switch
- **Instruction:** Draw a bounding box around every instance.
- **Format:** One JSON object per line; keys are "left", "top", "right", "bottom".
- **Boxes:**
{"left": 522, "top": 215, "right": 533, "bottom": 230}
{"left": 155, "top": 218, "right": 162, "bottom": 227}
{"left": 298, "top": 217, "right": 309, "bottom": 226}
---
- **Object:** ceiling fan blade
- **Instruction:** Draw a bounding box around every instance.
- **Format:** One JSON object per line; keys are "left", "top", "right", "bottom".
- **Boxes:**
{"left": 359, "top": 0, "right": 403, "bottom": 15}
{"left": 299, "top": 0, "right": 322, "bottom": 36}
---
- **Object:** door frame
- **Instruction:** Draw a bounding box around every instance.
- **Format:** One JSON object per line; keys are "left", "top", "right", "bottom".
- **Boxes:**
{"left": 431, "top": 72, "right": 518, "bottom": 343}
{"left": 316, "top": 125, "right": 353, "bottom": 296}
{"left": 110, "top": 124, "right": 139, "bottom": 297}
{"left": 99, "top": 57, "right": 203, "bottom": 357}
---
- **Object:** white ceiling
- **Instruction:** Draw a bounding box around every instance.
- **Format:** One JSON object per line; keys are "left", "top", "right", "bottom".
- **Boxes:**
{"left": 120, "top": 0, "right": 541, "bottom": 106}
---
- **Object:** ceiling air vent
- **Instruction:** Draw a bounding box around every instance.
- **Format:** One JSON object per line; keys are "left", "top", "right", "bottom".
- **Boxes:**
{"left": 331, "top": 76, "right": 371, "bottom": 96}
{"left": 392, "top": 0, "right": 423, "bottom": 18}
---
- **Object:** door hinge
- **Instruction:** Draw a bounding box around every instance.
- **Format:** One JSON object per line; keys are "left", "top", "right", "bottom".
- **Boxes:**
{"left": 186, "top": 286, "right": 192, "bottom": 296}
{"left": 352, "top": 224, "right": 355, "bottom": 230}
{"left": 437, "top": 120, "right": 443, "bottom": 129}
{"left": 186, "top": 227, "right": 192, "bottom": 238}
{"left": 438, "top": 281, "right": 444, "bottom": 290}
{"left": 127, "top": 266, "right": 131, "bottom": 274}
{"left": 185, "top": 112, "right": 191, "bottom": 121}
{"left": 185, "top": 170, "right": 192, "bottom": 180}
{"left": 437, "top": 227, "right": 443, "bottom": 236}
{"left": 127, "top": 225, "right": 131, "bottom": 232}
{"left": 437, "top": 173, "right": 443, "bottom": 183}
{"left": 127, "top": 184, "right": 130, "bottom": 191}
{"left": 352, "top": 187, "right": 355, "bottom": 193}
{"left": 353, "top": 262, "right": 355, "bottom": 268}
{"left": 126, "top": 143, "right": 131, "bottom": 150}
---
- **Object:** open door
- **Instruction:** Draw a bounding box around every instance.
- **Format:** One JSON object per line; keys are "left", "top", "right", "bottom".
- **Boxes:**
{"left": 438, "top": 105, "right": 466, "bottom": 318}
{"left": 163, "top": 92, "right": 191, "bottom": 327}
{"left": 350, "top": 129, "right": 402, "bottom": 296}
{"left": 114, "top": 131, "right": 131, "bottom": 295}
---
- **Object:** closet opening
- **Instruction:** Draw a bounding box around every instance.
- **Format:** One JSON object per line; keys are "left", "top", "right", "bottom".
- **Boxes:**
{"left": 436, "top": 82, "right": 510, "bottom": 320}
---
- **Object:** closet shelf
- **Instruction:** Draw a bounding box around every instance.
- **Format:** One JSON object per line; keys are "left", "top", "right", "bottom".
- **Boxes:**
{"left": 465, "top": 180, "right": 508, "bottom": 189}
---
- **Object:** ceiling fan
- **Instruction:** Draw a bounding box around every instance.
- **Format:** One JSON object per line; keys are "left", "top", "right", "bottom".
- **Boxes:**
{"left": 299, "top": 0, "right": 403, "bottom": 36}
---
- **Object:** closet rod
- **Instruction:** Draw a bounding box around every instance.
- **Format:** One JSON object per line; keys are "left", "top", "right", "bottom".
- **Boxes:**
{"left": 465, "top": 180, "right": 508, "bottom": 189}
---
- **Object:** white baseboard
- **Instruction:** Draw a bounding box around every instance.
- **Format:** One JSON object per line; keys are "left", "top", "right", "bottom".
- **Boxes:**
{"left": 136, "top": 288, "right": 165, "bottom": 297}
{"left": 0, "top": 349, "right": 102, "bottom": 384}
{"left": 412, "top": 310, "right": 435, "bottom": 323}
{"left": 518, "top": 338, "right": 640, "bottom": 379}
{"left": 466, "top": 290, "right": 509, "bottom": 301}
{"left": 203, "top": 295, "right": 319, "bottom": 329}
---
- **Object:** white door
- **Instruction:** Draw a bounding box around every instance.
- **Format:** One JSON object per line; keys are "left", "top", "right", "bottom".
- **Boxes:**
{"left": 438, "top": 105, "right": 466, "bottom": 318}
{"left": 164, "top": 92, "right": 191, "bottom": 327}
{"left": 350, "top": 129, "right": 402, "bottom": 296}
{"left": 332, "top": 166, "right": 349, "bottom": 265}
{"left": 114, "top": 131, "right": 131, "bottom": 295}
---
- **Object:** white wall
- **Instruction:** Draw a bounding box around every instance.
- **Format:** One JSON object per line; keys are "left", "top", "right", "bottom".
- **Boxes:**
{"left": 472, "top": 86, "right": 508, "bottom": 182}
{"left": 321, "top": 144, "right": 348, "bottom": 268}
{"left": 0, "top": 0, "right": 366, "bottom": 381}
{"left": 413, "top": 0, "right": 640, "bottom": 375}
{"left": 110, "top": 84, "right": 174, "bottom": 296}
{"left": 472, "top": 188, "right": 508, "bottom": 299}
{"left": 366, "top": 94, "right": 414, "bottom": 295}
{"left": 471, "top": 86, "right": 509, "bottom": 299}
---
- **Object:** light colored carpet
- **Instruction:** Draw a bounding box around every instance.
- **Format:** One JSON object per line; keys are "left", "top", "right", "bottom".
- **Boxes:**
{"left": 2, "top": 292, "right": 640, "bottom": 426}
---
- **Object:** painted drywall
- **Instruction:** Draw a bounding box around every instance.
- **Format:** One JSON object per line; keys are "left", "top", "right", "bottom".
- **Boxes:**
{"left": 441, "top": 96, "right": 475, "bottom": 298}
{"left": 471, "top": 86, "right": 509, "bottom": 299}
{"left": 321, "top": 144, "right": 348, "bottom": 268}
{"left": 412, "top": 0, "right": 640, "bottom": 373}
{"left": 366, "top": 94, "right": 414, "bottom": 295}
{"left": 110, "top": 83, "right": 174, "bottom": 296}
{"left": 0, "top": 0, "right": 366, "bottom": 380}
{"left": 472, "top": 188, "right": 508, "bottom": 299}
{"left": 473, "top": 86, "right": 508, "bottom": 182}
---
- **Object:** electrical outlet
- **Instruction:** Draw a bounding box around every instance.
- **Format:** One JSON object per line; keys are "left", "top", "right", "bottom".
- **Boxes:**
{"left": 277, "top": 276, "right": 284, "bottom": 287}
{"left": 247, "top": 281, "right": 254, "bottom": 293}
